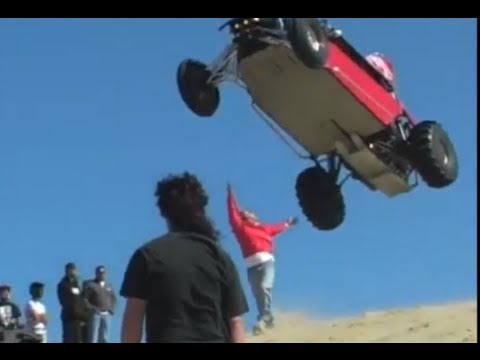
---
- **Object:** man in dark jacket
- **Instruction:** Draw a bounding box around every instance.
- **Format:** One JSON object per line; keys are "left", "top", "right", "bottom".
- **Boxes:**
{"left": 57, "top": 263, "right": 89, "bottom": 343}
{"left": 83, "top": 265, "right": 116, "bottom": 343}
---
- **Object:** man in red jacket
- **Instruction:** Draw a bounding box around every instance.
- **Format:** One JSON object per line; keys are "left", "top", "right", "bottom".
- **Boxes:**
{"left": 227, "top": 184, "right": 297, "bottom": 335}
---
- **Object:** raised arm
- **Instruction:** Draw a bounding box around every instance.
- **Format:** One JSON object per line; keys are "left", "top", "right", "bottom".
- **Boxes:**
{"left": 261, "top": 217, "right": 298, "bottom": 237}
{"left": 227, "top": 184, "right": 243, "bottom": 231}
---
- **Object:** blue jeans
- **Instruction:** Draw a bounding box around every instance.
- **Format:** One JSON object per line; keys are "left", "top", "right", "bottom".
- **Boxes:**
{"left": 247, "top": 260, "right": 275, "bottom": 323}
{"left": 89, "top": 312, "right": 110, "bottom": 343}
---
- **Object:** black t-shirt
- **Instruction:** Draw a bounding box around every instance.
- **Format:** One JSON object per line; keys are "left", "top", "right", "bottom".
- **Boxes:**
{"left": 0, "top": 300, "right": 22, "bottom": 329}
{"left": 120, "top": 232, "right": 249, "bottom": 343}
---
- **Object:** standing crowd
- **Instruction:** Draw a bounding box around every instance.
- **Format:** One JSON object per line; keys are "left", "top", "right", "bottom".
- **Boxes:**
{"left": 58, "top": 263, "right": 117, "bottom": 343}
{"left": 0, "top": 264, "right": 116, "bottom": 343}
{"left": 2, "top": 171, "right": 297, "bottom": 343}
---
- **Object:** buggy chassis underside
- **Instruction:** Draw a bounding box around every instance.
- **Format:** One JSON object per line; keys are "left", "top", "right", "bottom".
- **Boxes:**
{"left": 205, "top": 26, "right": 415, "bottom": 197}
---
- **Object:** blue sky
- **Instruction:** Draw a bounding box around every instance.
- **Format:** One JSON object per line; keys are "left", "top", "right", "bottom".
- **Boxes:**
{"left": 0, "top": 18, "right": 476, "bottom": 343}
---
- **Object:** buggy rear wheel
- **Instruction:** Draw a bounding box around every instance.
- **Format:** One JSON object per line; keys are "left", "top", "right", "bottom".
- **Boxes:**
{"left": 287, "top": 18, "right": 329, "bottom": 69}
{"left": 295, "top": 166, "right": 345, "bottom": 231}
{"left": 408, "top": 121, "right": 459, "bottom": 188}
{"left": 177, "top": 59, "right": 220, "bottom": 117}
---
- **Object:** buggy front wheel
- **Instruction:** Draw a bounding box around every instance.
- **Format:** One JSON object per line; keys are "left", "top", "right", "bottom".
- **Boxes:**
{"left": 177, "top": 59, "right": 220, "bottom": 117}
{"left": 408, "top": 121, "right": 459, "bottom": 188}
{"left": 287, "top": 18, "right": 329, "bottom": 70}
{"left": 295, "top": 166, "right": 346, "bottom": 231}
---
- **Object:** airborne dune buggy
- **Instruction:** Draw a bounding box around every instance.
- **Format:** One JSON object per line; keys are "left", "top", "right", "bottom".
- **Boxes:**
{"left": 176, "top": 18, "right": 459, "bottom": 231}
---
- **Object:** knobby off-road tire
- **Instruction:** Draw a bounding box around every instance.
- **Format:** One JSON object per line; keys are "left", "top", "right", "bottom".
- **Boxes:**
{"left": 295, "top": 166, "right": 346, "bottom": 231}
{"left": 408, "top": 121, "right": 459, "bottom": 188}
{"left": 177, "top": 59, "right": 220, "bottom": 117}
{"left": 287, "top": 18, "right": 329, "bottom": 69}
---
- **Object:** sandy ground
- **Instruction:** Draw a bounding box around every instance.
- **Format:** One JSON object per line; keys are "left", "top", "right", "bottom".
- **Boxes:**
{"left": 246, "top": 300, "right": 477, "bottom": 343}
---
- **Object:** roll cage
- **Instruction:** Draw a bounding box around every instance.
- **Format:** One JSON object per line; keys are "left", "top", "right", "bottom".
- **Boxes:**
{"left": 209, "top": 18, "right": 394, "bottom": 94}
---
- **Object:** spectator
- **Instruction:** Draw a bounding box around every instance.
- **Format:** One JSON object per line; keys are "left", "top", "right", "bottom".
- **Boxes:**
{"left": 0, "top": 285, "right": 21, "bottom": 330}
{"left": 57, "top": 263, "right": 89, "bottom": 343}
{"left": 227, "top": 183, "right": 297, "bottom": 335}
{"left": 24, "top": 282, "right": 48, "bottom": 343}
{"left": 120, "top": 172, "right": 249, "bottom": 343}
{"left": 83, "top": 265, "right": 117, "bottom": 343}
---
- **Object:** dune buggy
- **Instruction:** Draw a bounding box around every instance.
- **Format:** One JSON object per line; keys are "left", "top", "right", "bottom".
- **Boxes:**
{"left": 176, "top": 18, "right": 459, "bottom": 231}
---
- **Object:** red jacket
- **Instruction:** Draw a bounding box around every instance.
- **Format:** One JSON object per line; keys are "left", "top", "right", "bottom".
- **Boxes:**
{"left": 227, "top": 189, "right": 289, "bottom": 258}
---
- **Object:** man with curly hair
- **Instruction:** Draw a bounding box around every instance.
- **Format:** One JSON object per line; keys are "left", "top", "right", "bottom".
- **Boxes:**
{"left": 120, "top": 172, "right": 249, "bottom": 343}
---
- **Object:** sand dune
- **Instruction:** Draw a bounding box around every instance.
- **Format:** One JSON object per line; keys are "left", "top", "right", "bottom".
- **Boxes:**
{"left": 247, "top": 300, "right": 477, "bottom": 343}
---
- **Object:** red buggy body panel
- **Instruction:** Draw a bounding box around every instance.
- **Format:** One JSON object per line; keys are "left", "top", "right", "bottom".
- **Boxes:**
{"left": 325, "top": 40, "right": 407, "bottom": 127}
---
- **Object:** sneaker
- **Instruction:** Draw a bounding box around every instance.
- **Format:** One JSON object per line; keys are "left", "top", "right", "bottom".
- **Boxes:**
{"left": 264, "top": 317, "right": 275, "bottom": 329}
{"left": 252, "top": 322, "right": 265, "bottom": 336}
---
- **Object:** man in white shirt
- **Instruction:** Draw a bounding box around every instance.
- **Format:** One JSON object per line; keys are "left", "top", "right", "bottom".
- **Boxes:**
{"left": 24, "top": 282, "right": 47, "bottom": 343}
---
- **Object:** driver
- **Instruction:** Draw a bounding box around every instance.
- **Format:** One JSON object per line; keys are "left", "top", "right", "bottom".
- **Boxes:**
{"left": 365, "top": 52, "right": 397, "bottom": 97}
